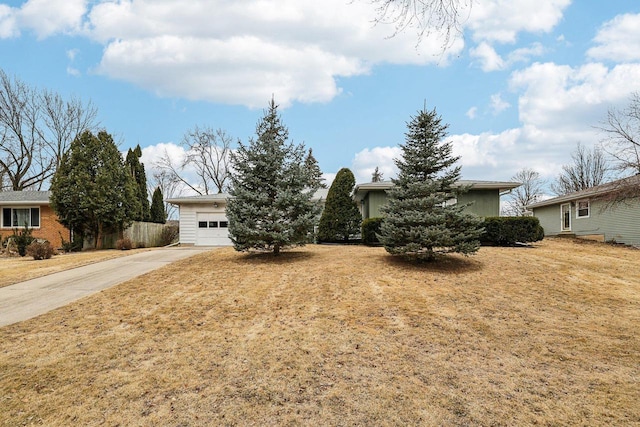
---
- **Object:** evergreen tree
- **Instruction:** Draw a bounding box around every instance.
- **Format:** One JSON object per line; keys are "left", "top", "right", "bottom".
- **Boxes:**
{"left": 379, "top": 105, "right": 483, "bottom": 261}
{"left": 50, "top": 130, "right": 138, "bottom": 249}
{"left": 305, "top": 149, "right": 327, "bottom": 189}
{"left": 227, "top": 98, "right": 322, "bottom": 255}
{"left": 125, "top": 145, "right": 150, "bottom": 221}
{"left": 317, "top": 167, "right": 361, "bottom": 242}
{"left": 150, "top": 186, "right": 166, "bottom": 224}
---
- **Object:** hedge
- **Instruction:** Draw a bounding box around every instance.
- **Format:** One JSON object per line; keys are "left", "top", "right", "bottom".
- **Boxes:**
{"left": 362, "top": 217, "right": 383, "bottom": 245}
{"left": 481, "top": 216, "right": 544, "bottom": 246}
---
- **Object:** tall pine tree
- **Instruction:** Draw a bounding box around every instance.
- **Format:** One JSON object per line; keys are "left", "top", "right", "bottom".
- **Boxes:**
{"left": 227, "top": 98, "right": 322, "bottom": 255}
{"left": 379, "top": 105, "right": 483, "bottom": 261}
{"left": 125, "top": 145, "right": 150, "bottom": 221}
{"left": 50, "top": 131, "right": 138, "bottom": 249}
{"left": 149, "top": 186, "right": 166, "bottom": 224}
{"left": 317, "top": 167, "right": 361, "bottom": 242}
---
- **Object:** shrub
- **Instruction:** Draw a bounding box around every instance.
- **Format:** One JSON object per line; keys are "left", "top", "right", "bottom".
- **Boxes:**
{"left": 362, "top": 217, "right": 383, "bottom": 245}
{"left": 115, "top": 238, "right": 133, "bottom": 250}
{"left": 159, "top": 225, "right": 179, "bottom": 246}
{"left": 481, "top": 216, "right": 544, "bottom": 246}
{"left": 59, "top": 232, "right": 83, "bottom": 252}
{"left": 26, "top": 241, "right": 55, "bottom": 260}
{"left": 12, "top": 226, "right": 35, "bottom": 257}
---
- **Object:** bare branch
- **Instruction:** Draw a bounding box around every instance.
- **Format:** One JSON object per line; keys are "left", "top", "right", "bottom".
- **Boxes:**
{"left": 597, "top": 92, "right": 640, "bottom": 175}
{"left": 551, "top": 142, "right": 610, "bottom": 196}
{"left": 503, "top": 168, "right": 545, "bottom": 216}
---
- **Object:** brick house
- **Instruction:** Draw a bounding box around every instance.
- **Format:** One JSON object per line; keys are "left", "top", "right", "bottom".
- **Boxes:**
{"left": 0, "top": 191, "right": 70, "bottom": 248}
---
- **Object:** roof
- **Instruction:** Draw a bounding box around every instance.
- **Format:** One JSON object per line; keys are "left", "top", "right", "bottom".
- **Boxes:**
{"left": 527, "top": 175, "right": 640, "bottom": 209}
{"left": 167, "top": 189, "right": 329, "bottom": 205}
{"left": 353, "top": 180, "right": 521, "bottom": 202}
{"left": 0, "top": 191, "right": 51, "bottom": 205}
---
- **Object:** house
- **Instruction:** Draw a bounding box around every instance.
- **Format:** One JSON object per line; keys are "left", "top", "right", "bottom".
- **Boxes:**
{"left": 527, "top": 175, "right": 640, "bottom": 245}
{"left": 167, "top": 189, "right": 330, "bottom": 247}
{"left": 353, "top": 180, "right": 521, "bottom": 219}
{"left": 0, "top": 191, "right": 70, "bottom": 248}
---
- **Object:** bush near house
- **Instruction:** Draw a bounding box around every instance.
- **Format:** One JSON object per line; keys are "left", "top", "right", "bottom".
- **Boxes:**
{"left": 362, "top": 217, "right": 383, "bottom": 245}
{"left": 12, "top": 226, "right": 35, "bottom": 257}
{"left": 482, "top": 216, "right": 544, "bottom": 246}
{"left": 26, "top": 241, "right": 55, "bottom": 260}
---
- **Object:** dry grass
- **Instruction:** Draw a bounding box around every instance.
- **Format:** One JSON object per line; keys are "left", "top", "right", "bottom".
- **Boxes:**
{"left": 0, "top": 238, "right": 638, "bottom": 426}
{"left": 0, "top": 248, "right": 152, "bottom": 289}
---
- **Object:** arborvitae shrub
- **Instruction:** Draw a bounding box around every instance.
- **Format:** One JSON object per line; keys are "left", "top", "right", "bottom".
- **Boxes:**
{"left": 362, "top": 217, "right": 383, "bottom": 245}
{"left": 12, "top": 226, "right": 34, "bottom": 257}
{"left": 27, "top": 241, "right": 55, "bottom": 260}
{"left": 481, "top": 216, "right": 544, "bottom": 246}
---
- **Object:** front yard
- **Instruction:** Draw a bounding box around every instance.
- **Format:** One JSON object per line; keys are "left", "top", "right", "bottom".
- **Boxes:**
{"left": 0, "top": 238, "right": 638, "bottom": 425}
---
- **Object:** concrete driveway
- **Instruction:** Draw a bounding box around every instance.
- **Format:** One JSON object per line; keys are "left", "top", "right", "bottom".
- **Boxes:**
{"left": 0, "top": 247, "right": 213, "bottom": 327}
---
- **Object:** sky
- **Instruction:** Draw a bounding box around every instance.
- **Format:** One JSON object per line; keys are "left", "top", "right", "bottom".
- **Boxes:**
{"left": 1, "top": 0, "right": 640, "bottom": 193}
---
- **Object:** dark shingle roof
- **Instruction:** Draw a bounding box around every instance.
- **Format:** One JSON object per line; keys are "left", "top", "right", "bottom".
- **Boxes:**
{"left": 0, "top": 191, "right": 51, "bottom": 204}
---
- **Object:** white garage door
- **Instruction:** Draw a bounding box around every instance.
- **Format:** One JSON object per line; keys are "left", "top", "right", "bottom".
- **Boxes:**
{"left": 195, "top": 212, "right": 232, "bottom": 246}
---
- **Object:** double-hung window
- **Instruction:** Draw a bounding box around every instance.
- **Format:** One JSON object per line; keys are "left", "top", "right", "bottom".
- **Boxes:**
{"left": 576, "top": 200, "right": 590, "bottom": 218}
{"left": 1, "top": 207, "right": 40, "bottom": 228}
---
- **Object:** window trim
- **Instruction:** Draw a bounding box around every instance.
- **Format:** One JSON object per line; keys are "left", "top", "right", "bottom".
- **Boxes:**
{"left": 576, "top": 199, "right": 590, "bottom": 219}
{"left": 1, "top": 207, "right": 41, "bottom": 229}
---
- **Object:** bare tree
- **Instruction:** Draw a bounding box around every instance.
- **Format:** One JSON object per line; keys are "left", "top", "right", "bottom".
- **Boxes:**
{"left": 370, "top": 0, "right": 471, "bottom": 48}
{"left": 147, "top": 168, "right": 182, "bottom": 220}
{"left": 551, "top": 143, "right": 609, "bottom": 195}
{"left": 371, "top": 166, "right": 384, "bottom": 182}
{"left": 0, "top": 69, "right": 98, "bottom": 190}
{"left": 503, "top": 168, "right": 545, "bottom": 216}
{"left": 598, "top": 92, "right": 640, "bottom": 175}
{"left": 154, "top": 126, "right": 235, "bottom": 195}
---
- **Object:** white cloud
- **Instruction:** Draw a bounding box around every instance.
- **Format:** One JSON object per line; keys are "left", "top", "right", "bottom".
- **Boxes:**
{"left": 351, "top": 146, "right": 402, "bottom": 183}
{"left": 0, "top": 4, "right": 18, "bottom": 38}
{"left": 466, "top": 107, "right": 478, "bottom": 119}
{"left": 18, "top": 0, "right": 86, "bottom": 39}
{"left": 490, "top": 93, "right": 511, "bottom": 114}
{"left": 588, "top": 13, "right": 640, "bottom": 62}
{"left": 468, "top": 0, "right": 571, "bottom": 44}
{"left": 470, "top": 42, "right": 505, "bottom": 71}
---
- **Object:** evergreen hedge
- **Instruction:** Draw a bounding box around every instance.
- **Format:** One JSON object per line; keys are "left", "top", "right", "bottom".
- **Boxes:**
{"left": 481, "top": 216, "right": 544, "bottom": 246}
{"left": 362, "top": 217, "right": 383, "bottom": 245}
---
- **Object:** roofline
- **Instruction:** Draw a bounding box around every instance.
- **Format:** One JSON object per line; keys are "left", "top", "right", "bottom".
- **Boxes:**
{"left": 353, "top": 180, "right": 521, "bottom": 201}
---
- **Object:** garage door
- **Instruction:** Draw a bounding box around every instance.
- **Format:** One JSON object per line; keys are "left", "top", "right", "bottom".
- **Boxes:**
{"left": 195, "top": 212, "right": 232, "bottom": 246}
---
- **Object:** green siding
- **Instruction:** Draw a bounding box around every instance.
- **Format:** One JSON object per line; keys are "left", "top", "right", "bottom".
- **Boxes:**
{"left": 361, "top": 188, "right": 502, "bottom": 219}
{"left": 458, "top": 189, "right": 500, "bottom": 218}
{"left": 533, "top": 199, "right": 640, "bottom": 245}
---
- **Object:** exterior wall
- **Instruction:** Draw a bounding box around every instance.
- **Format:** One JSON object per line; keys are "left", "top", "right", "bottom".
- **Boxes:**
{"left": 0, "top": 205, "right": 70, "bottom": 248}
{"left": 362, "top": 188, "right": 501, "bottom": 219}
{"left": 458, "top": 189, "right": 500, "bottom": 218}
{"left": 533, "top": 199, "right": 640, "bottom": 245}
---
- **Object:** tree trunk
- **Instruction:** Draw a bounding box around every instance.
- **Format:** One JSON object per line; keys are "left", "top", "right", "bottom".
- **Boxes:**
{"left": 96, "top": 223, "right": 103, "bottom": 250}
{"left": 274, "top": 244, "right": 280, "bottom": 256}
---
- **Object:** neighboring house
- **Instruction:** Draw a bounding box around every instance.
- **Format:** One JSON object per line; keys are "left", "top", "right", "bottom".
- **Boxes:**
{"left": 353, "top": 180, "right": 521, "bottom": 219}
{"left": 167, "top": 189, "right": 330, "bottom": 247}
{"left": 528, "top": 175, "right": 640, "bottom": 245}
{"left": 0, "top": 191, "right": 70, "bottom": 248}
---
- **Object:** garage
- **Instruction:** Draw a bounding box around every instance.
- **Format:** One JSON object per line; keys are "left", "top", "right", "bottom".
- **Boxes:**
{"left": 166, "top": 194, "right": 233, "bottom": 246}
{"left": 196, "top": 212, "right": 230, "bottom": 246}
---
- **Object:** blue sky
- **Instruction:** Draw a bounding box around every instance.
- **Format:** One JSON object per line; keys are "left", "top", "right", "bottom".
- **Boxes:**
{"left": 1, "top": 0, "right": 640, "bottom": 191}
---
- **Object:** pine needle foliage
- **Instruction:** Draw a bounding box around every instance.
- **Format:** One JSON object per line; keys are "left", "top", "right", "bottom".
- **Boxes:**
{"left": 318, "top": 168, "right": 361, "bottom": 242}
{"left": 227, "top": 99, "right": 322, "bottom": 255}
{"left": 150, "top": 186, "right": 166, "bottom": 224}
{"left": 379, "top": 105, "right": 483, "bottom": 261}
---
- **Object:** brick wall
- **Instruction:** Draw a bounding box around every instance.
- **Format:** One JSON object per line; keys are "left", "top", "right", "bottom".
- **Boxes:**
{"left": 0, "top": 205, "right": 70, "bottom": 248}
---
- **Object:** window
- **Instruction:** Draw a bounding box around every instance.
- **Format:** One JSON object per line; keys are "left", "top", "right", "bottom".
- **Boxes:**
{"left": 576, "top": 200, "right": 590, "bottom": 218}
{"left": 219, "top": 221, "right": 228, "bottom": 228}
{"left": 1, "top": 207, "right": 40, "bottom": 228}
{"left": 198, "top": 221, "right": 208, "bottom": 228}
{"left": 209, "top": 221, "right": 218, "bottom": 228}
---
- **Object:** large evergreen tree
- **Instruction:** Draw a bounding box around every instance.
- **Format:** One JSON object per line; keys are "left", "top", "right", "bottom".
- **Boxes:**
{"left": 317, "top": 167, "right": 361, "bottom": 242}
{"left": 149, "top": 186, "right": 166, "bottom": 224}
{"left": 50, "top": 130, "right": 138, "bottom": 249}
{"left": 227, "top": 99, "right": 322, "bottom": 255}
{"left": 379, "top": 105, "right": 483, "bottom": 261}
{"left": 125, "top": 144, "right": 150, "bottom": 221}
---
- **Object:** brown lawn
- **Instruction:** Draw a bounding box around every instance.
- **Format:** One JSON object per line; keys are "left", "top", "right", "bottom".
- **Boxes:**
{"left": 0, "top": 238, "right": 638, "bottom": 426}
{"left": 0, "top": 248, "right": 153, "bottom": 289}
